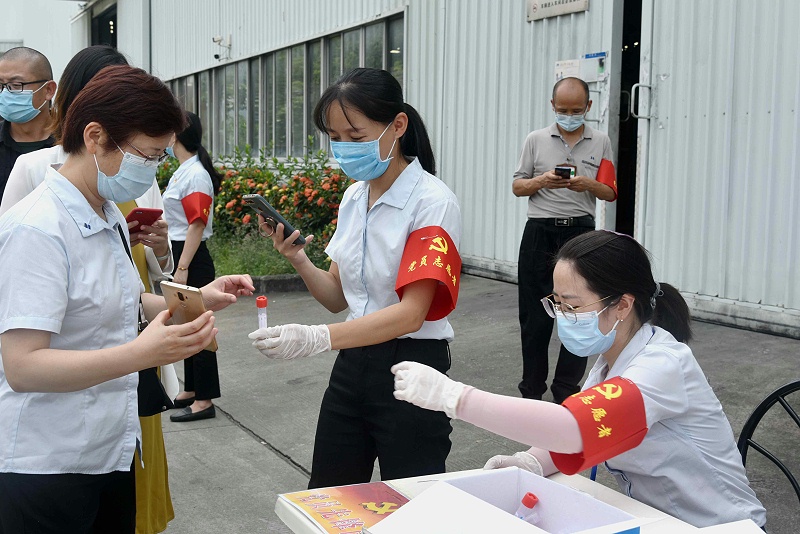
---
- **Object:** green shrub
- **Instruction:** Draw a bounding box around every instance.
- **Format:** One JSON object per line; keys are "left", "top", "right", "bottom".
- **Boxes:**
{"left": 158, "top": 145, "right": 350, "bottom": 274}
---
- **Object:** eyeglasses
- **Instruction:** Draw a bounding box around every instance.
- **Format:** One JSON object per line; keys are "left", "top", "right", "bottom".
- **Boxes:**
{"left": 541, "top": 294, "right": 616, "bottom": 323}
{"left": 0, "top": 80, "right": 49, "bottom": 94}
{"left": 125, "top": 141, "right": 170, "bottom": 164}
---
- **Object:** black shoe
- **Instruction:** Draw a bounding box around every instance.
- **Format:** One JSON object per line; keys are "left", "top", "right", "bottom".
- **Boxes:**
{"left": 170, "top": 405, "right": 215, "bottom": 422}
{"left": 172, "top": 396, "right": 195, "bottom": 409}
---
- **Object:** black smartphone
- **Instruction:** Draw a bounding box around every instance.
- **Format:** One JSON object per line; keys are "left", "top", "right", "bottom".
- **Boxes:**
{"left": 554, "top": 166, "right": 575, "bottom": 179}
{"left": 241, "top": 194, "right": 306, "bottom": 245}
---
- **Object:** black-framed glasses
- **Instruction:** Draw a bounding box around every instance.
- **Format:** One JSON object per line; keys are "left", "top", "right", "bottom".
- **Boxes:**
{"left": 0, "top": 80, "right": 49, "bottom": 94}
{"left": 541, "top": 294, "right": 616, "bottom": 323}
{"left": 125, "top": 140, "right": 170, "bottom": 164}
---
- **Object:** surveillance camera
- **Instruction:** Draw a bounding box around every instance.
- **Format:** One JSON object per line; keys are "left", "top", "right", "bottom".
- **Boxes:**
{"left": 212, "top": 36, "right": 223, "bottom": 44}
{"left": 214, "top": 54, "right": 220, "bottom": 60}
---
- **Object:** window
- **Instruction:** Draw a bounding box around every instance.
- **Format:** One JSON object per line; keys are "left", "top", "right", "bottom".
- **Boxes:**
{"left": 198, "top": 71, "right": 210, "bottom": 148}
{"left": 364, "top": 23, "right": 384, "bottom": 69}
{"left": 274, "top": 49, "right": 288, "bottom": 157}
{"left": 172, "top": 15, "right": 403, "bottom": 159}
{"left": 237, "top": 61, "right": 248, "bottom": 151}
{"left": 290, "top": 45, "right": 305, "bottom": 156}
{"left": 306, "top": 40, "right": 322, "bottom": 152}
{"left": 249, "top": 58, "right": 261, "bottom": 153}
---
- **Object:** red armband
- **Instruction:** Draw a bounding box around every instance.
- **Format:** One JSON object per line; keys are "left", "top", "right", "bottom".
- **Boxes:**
{"left": 550, "top": 376, "right": 647, "bottom": 475}
{"left": 596, "top": 158, "right": 617, "bottom": 200}
{"left": 395, "top": 226, "right": 461, "bottom": 321}
{"left": 181, "top": 192, "right": 213, "bottom": 225}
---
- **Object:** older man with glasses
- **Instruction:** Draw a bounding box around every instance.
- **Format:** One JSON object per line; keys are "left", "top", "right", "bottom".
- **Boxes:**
{"left": 0, "top": 46, "right": 57, "bottom": 202}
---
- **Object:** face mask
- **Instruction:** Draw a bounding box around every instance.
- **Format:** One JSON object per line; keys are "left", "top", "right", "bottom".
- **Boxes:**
{"left": 555, "top": 306, "right": 621, "bottom": 357}
{"left": 554, "top": 110, "right": 586, "bottom": 132}
{"left": 330, "top": 123, "right": 397, "bottom": 182}
{"left": 166, "top": 145, "right": 175, "bottom": 158}
{"left": 95, "top": 147, "right": 159, "bottom": 203}
{"left": 0, "top": 83, "right": 49, "bottom": 123}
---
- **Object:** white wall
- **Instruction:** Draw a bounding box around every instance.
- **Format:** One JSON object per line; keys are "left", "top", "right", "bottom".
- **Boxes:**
{"left": 0, "top": 0, "right": 82, "bottom": 83}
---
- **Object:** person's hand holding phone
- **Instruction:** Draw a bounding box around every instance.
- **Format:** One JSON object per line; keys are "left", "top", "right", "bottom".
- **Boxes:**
{"left": 258, "top": 213, "right": 314, "bottom": 267}
{"left": 566, "top": 175, "right": 593, "bottom": 192}
{"left": 134, "top": 309, "right": 218, "bottom": 367}
{"left": 536, "top": 170, "right": 572, "bottom": 190}
{"left": 129, "top": 217, "right": 170, "bottom": 258}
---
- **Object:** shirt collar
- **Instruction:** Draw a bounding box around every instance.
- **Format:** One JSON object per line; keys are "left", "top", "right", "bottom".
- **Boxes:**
{"left": 368, "top": 157, "right": 423, "bottom": 210}
{"left": 596, "top": 323, "right": 656, "bottom": 380}
{"left": 44, "top": 166, "right": 122, "bottom": 237}
{"left": 549, "top": 122, "right": 594, "bottom": 140}
{"left": 176, "top": 154, "right": 200, "bottom": 172}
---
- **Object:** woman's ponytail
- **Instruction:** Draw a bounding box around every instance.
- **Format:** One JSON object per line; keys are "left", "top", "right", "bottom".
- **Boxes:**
{"left": 651, "top": 283, "right": 693, "bottom": 343}
{"left": 401, "top": 103, "right": 436, "bottom": 176}
{"left": 176, "top": 112, "right": 221, "bottom": 195}
{"left": 196, "top": 145, "right": 221, "bottom": 195}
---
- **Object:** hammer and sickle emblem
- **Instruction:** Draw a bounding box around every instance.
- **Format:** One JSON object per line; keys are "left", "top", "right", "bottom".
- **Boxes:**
{"left": 361, "top": 501, "right": 399, "bottom": 515}
{"left": 592, "top": 383, "right": 623, "bottom": 401}
{"left": 427, "top": 236, "right": 448, "bottom": 254}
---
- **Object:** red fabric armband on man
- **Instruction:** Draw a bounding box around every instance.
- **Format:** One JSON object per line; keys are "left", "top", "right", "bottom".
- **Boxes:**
{"left": 181, "top": 192, "right": 213, "bottom": 226}
{"left": 395, "top": 226, "right": 461, "bottom": 321}
{"left": 596, "top": 158, "right": 618, "bottom": 200}
{"left": 550, "top": 376, "right": 647, "bottom": 475}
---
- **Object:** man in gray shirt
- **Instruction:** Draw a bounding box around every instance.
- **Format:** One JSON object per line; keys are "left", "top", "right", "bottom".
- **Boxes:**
{"left": 512, "top": 77, "right": 617, "bottom": 403}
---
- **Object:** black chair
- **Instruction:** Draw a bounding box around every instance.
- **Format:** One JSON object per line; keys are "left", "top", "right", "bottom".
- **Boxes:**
{"left": 737, "top": 380, "right": 800, "bottom": 506}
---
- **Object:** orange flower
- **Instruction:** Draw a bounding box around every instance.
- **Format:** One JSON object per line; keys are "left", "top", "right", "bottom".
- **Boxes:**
{"left": 321, "top": 183, "right": 331, "bottom": 191}
{"left": 242, "top": 214, "right": 251, "bottom": 224}
{"left": 317, "top": 197, "right": 325, "bottom": 207}
{"left": 225, "top": 200, "right": 236, "bottom": 209}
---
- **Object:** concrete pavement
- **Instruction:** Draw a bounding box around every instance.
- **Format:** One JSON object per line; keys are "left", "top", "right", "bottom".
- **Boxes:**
{"left": 162, "top": 275, "right": 799, "bottom": 533}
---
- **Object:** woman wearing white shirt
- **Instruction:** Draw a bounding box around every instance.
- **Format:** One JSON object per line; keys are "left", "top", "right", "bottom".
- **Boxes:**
{"left": 250, "top": 68, "right": 463, "bottom": 488}
{"left": 391, "top": 230, "right": 766, "bottom": 529}
{"left": 163, "top": 112, "right": 222, "bottom": 422}
{"left": 0, "top": 45, "right": 180, "bottom": 534}
{"left": 0, "top": 65, "right": 253, "bottom": 533}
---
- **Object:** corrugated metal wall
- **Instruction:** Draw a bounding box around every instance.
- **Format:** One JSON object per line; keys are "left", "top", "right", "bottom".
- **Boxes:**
{"left": 640, "top": 0, "right": 800, "bottom": 335}
{"left": 408, "top": 1, "right": 617, "bottom": 279}
{"left": 148, "top": 0, "right": 406, "bottom": 80}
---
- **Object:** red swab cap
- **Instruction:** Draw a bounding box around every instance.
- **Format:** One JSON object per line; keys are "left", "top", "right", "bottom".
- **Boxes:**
{"left": 521, "top": 492, "right": 539, "bottom": 509}
{"left": 256, "top": 296, "right": 268, "bottom": 308}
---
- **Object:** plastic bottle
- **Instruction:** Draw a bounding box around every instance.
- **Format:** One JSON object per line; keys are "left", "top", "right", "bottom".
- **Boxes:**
{"left": 514, "top": 492, "right": 541, "bottom": 525}
{"left": 256, "top": 295, "right": 268, "bottom": 329}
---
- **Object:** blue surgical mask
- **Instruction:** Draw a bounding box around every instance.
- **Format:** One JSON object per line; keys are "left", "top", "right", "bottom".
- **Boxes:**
{"left": 330, "top": 123, "right": 397, "bottom": 182}
{"left": 554, "top": 110, "right": 586, "bottom": 132}
{"left": 165, "top": 145, "right": 175, "bottom": 158}
{"left": 0, "top": 83, "right": 49, "bottom": 123}
{"left": 555, "top": 306, "right": 621, "bottom": 357}
{"left": 95, "top": 147, "right": 159, "bottom": 202}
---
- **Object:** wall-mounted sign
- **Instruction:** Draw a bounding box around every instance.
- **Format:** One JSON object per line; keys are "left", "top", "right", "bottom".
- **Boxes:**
{"left": 528, "top": 0, "right": 589, "bottom": 22}
{"left": 555, "top": 51, "right": 607, "bottom": 82}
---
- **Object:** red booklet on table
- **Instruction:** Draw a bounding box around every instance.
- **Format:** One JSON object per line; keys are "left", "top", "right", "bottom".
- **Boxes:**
{"left": 278, "top": 481, "right": 409, "bottom": 534}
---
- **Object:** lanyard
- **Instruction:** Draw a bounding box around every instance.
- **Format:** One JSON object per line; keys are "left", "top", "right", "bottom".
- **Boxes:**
{"left": 116, "top": 225, "right": 149, "bottom": 333}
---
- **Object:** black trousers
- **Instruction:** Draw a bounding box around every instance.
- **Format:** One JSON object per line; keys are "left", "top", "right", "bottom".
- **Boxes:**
{"left": 517, "top": 218, "right": 592, "bottom": 403}
{"left": 171, "top": 240, "right": 220, "bottom": 400}
{"left": 308, "top": 338, "right": 453, "bottom": 489}
{"left": 0, "top": 468, "right": 135, "bottom": 534}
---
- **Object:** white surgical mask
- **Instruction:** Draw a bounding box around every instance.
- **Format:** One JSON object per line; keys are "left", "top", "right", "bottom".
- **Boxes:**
{"left": 95, "top": 146, "right": 159, "bottom": 202}
{"left": 555, "top": 305, "right": 621, "bottom": 357}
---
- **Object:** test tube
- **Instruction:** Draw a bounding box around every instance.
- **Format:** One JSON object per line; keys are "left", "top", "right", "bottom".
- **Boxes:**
{"left": 256, "top": 295, "right": 268, "bottom": 329}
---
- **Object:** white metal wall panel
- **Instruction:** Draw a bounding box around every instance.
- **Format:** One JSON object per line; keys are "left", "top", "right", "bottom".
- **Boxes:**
{"left": 641, "top": 0, "right": 800, "bottom": 334}
{"left": 406, "top": 0, "right": 616, "bottom": 280}
{"left": 149, "top": 0, "right": 406, "bottom": 79}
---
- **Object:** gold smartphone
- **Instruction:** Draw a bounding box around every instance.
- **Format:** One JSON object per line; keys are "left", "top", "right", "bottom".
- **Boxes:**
{"left": 160, "top": 281, "right": 218, "bottom": 352}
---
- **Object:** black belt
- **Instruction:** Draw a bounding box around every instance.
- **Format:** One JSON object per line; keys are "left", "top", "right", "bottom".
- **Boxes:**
{"left": 529, "top": 216, "right": 595, "bottom": 228}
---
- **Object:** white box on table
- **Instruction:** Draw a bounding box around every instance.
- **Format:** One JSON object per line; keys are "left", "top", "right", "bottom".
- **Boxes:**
{"left": 365, "top": 467, "right": 646, "bottom": 534}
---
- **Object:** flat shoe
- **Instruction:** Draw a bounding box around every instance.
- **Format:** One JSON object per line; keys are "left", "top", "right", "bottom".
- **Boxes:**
{"left": 172, "top": 396, "right": 195, "bottom": 409}
{"left": 170, "top": 405, "right": 215, "bottom": 422}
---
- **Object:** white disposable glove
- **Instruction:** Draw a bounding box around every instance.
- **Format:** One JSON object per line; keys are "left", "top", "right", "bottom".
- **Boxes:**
{"left": 390, "top": 361, "right": 465, "bottom": 419}
{"left": 483, "top": 451, "right": 544, "bottom": 476}
{"left": 248, "top": 324, "right": 331, "bottom": 360}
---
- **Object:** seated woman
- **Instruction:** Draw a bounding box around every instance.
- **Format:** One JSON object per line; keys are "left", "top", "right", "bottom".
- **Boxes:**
{"left": 391, "top": 230, "right": 766, "bottom": 529}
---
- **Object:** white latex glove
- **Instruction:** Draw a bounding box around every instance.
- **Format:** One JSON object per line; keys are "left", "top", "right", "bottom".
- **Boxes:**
{"left": 483, "top": 451, "right": 544, "bottom": 476}
{"left": 248, "top": 324, "right": 331, "bottom": 360}
{"left": 390, "top": 361, "right": 465, "bottom": 419}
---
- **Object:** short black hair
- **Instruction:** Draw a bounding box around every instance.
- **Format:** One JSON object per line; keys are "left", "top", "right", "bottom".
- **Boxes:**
{"left": 0, "top": 46, "right": 53, "bottom": 80}
{"left": 552, "top": 77, "right": 590, "bottom": 105}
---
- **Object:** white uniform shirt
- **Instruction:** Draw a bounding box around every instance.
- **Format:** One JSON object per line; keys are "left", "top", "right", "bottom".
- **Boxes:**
{"left": 326, "top": 158, "right": 462, "bottom": 341}
{"left": 0, "top": 167, "right": 141, "bottom": 475}
{"left": 584, "top": 324, "right": 766, "bottom": 528}
{"left": 0, "top": 145, "right": 173, "bottom": 285}
{"left": 163, "top": 155, "right": 214, "bottom": 241}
